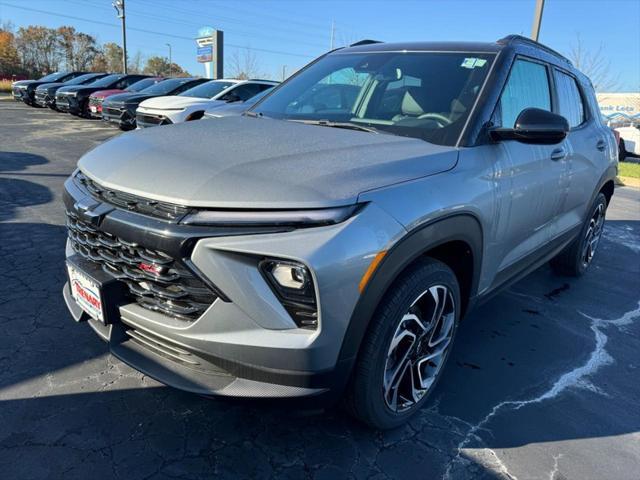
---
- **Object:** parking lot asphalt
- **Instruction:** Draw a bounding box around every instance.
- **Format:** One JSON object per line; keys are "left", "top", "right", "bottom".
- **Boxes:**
{"left": 0, "top": 99, "right": 639, "bottom": 480}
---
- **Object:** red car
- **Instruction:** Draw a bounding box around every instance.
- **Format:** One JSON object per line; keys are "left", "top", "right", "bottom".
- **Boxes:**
{"left": 87, "top": 77, "right": 163, "bottom": 119}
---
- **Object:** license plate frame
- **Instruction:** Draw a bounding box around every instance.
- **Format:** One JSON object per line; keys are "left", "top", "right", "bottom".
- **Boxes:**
{"left": 66, "top": 255, "right": 128, "bottom": 325}
{"left": 67, "top": 263, "right": 105, "bottom": 323}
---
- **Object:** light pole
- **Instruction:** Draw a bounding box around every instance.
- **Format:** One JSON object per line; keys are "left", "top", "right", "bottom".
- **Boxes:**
{"left": 112, "top": 0, "right": 128, "bottom": 74}
{"left": 531, "top": 0, "right": 545, "bottom": 42}
{"left": 166, "top": 43, "right": 172, "bottom": 77}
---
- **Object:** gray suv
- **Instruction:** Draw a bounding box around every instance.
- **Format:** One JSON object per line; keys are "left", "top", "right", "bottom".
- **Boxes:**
{"left": 62, "top": 35, "right": 617, "bottom": 429}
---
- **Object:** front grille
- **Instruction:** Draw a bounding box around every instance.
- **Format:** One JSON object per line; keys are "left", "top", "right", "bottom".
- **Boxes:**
{"left": 35, "top": 91, "right": 48, "bottom": 104}
{"left": 75, "top": 171, "right": 190, "bottom": 221}
{"left": 136, "top": 113, "right": 169, "bottom": 127}
{"left": 66, "top": 211, "right": 217, "bottom": 321}
{"left": 56, "top": 95, "right": 70, "bottom": 108}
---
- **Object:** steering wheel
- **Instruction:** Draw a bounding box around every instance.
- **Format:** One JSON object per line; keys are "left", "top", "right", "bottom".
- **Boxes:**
{"left": 417, "top": 113, "right": 452, "bottom": 126}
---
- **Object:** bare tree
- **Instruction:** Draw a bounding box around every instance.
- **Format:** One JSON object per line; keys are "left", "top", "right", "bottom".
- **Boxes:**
{"left": 567, "top": 34, "right": 619, "bottom": 92}
{"left": 227, "top": 48, "right": 264, "bottom": 80}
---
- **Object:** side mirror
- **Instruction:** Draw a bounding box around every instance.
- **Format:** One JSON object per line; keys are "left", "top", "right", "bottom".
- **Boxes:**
{"left": 490, "top": 108, "right": 569, "bottom": 145}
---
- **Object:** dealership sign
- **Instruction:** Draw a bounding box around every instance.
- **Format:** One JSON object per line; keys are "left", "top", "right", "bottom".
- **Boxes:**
{"left": 597, "top": 93, "right": 640, "bottom": 121}
{"left": 196, "top": 27, "right": 223, "bottom": 79}
{"left": 197, "top": 45, "right": 213, "bottom": 63}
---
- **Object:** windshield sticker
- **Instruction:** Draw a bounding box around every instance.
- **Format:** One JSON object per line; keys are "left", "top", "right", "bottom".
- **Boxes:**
{"left": 461, "top": 58, "right": 487, "bottom": 69}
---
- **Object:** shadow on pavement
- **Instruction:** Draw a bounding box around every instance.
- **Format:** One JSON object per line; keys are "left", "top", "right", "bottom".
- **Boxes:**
{"left": 0, "top": 151, "right": 49, "bottom": 173}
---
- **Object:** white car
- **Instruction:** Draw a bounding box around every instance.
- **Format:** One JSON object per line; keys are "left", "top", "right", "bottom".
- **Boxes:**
{"left": 135, "top": 79, "right": 278, "bottom": 127}
{"left": 615, "top": 125, "right": 640, "bottom": 158}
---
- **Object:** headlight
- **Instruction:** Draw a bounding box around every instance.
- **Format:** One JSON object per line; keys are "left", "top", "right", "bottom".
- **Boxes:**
{"left": 180, "top": 205, "right": 359, "bottom": 227}
{"left": 260, "top": 259, "right": 317, "bottom": 329}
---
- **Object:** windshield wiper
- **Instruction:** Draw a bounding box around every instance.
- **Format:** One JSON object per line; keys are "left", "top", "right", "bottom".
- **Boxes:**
{"left": 289, "top": 119, "right": 379, "bottom": 134}
{"left": 244, "top": 110, "right": 263, "bottom": 118}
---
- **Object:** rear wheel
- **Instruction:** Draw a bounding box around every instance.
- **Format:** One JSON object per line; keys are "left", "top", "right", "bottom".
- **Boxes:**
{"left": 551, "top": 193, "right": 607, "bottom": 277}
{"left": 345, "top": 258, "right": 460, "bottom": 429}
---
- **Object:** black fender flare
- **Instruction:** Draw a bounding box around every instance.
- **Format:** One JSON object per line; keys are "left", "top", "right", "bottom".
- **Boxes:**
{"left": 330, "top": 213, "right": 483, "bottom": 393}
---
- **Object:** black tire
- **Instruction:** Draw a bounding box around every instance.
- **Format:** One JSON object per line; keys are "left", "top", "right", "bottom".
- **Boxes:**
{"left": 619, "top": 139, "right": 627, "bottom": 162}
{"left": 551, "top": 193, "right": 607, "bottom": 277}
{"left": 345, "top": 258, "right": 461, "bottom": 429}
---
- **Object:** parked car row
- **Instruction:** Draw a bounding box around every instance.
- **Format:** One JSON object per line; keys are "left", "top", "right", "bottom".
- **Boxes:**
{"left": 12, "top": 71, "right": 279, "bottom": 130}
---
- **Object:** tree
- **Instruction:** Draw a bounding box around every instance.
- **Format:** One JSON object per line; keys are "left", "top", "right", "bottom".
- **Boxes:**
{"left": 91, "top": 42, "right": 124, "bottom": 73}
{"left": 143, "top": 56, "right": 189, "bottom": 77}
{"left": 0, "top": 27, "right": 21, "bottom": 76}
{"left": 227, "top": 48, "right": 264, "bottom": 80}
{"left": 567, "top": 34, "right": 619, "bottom": 92}
{"left": 57, "top": 26, "right": 99, "bottom": 71}
{"left": 15, "top": 26, "right": 61, "bottom": 76}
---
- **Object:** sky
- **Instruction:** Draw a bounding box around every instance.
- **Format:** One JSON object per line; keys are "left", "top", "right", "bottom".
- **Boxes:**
{"left": 1, "top": 0, "right": 638, "bottom": 91}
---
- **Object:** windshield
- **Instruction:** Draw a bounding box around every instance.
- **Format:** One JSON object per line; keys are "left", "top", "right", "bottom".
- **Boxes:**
{"left": 65, "top": 73, "right": 101, "bottom": 85}
{"left": 141, "top": 78, "right": 194, "bottom": 95}
{"left": 253, "top": 51, "right": 495, "bottom": 146}
{"left": 127, "top": 77, "right": 161, "bottom": 92}
{"left": 39, "top": 72, "right": 66, "bottom": 82}
{"left": 89, "top": 74, "right": 124, "bottom": 88}
{"left": 179, "top": 80, "right": 234, "bottom": 98}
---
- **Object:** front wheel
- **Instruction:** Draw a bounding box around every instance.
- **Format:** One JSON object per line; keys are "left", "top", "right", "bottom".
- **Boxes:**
{"left": 551, "top": 193, "right": 607, "bottom": 277}
{"left": 345, "top": 258, "right": 460, "bottom": 429}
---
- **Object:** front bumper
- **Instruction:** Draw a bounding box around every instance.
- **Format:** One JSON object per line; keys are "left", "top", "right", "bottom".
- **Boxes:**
{"left": 102, "top": 105, "right": 136, "bottom": 128}
{"left": 55, "top": 94, "right": 79, "bottom": 113}
{"left": 61, "top": 173, "right": 404, "bottom": 399}
{"left": 136, "top": 111, "right": 173, "bottom": 128}
{"left": 34, "top": 91, "right": 54, "bottom": 108}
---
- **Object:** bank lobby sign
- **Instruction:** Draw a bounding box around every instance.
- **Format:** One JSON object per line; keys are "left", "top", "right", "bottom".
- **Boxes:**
{"left": 597, "top": 93, "right": 640, "bottom": 122}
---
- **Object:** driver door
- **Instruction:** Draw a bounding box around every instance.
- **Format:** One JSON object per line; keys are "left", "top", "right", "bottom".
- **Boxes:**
{"left": 490, "top": 57, "right": 570, "bottom": 272}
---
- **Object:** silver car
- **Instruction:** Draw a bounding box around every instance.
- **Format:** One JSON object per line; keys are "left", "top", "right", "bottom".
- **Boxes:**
{"left": 62, "top": 35, "right": 617, "bottom": 429}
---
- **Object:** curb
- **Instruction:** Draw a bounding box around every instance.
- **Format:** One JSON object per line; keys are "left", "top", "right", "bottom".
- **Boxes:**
{"left": 616, "top": 176, "right": 640, "bottom": 189}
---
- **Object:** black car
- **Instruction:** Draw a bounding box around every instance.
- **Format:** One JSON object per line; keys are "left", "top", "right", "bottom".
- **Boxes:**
{"left": 101, "top": 77, "right": 208, "bottom": 130}
{"left": 55, "top": 73, "right": 150, "bottom": 116}
{"left": 13, "top": 71, "right": 88, "bottom": 105}
{"left": 34, "top": 73, "right": 109, "bottom": 109}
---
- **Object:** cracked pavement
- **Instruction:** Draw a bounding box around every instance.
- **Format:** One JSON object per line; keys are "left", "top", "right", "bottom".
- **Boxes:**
{"left": 1, "top": 99, "right": 639, "bottom": 479}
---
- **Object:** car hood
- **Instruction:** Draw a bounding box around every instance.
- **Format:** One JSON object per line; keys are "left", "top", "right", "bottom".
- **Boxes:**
{"left": 12, "top": 80, "right": 34, "bottom": 87}
{"left": 57, "top": 85, "right": 85, "bottom": 94}
{"left": 78, "top": 116, "right": 458, "bottom": 209}
{"left": 138, "top": 95, "right": 213, "bottom": 110}
{"left": 105, "top": 92, "right": 156, "bottom": 107}
{"left": 36, "top": 82, "right": 64, "bottom": 90}
{"left": 91, "top": 89, "right": 125, "bottom": 99}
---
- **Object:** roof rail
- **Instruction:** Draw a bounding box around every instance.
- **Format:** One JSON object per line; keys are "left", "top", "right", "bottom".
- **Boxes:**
{"left": 349, "top": 39, "right": 383, "bottom": 47}
{"left": 497, "top": 34, "right": 572, "bottom": 65}
{"left": 247, "top": 78, "right": 279, "bottom": 83}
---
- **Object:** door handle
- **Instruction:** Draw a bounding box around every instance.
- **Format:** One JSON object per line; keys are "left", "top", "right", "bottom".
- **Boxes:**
{"left": 596, "top": 139, "right": 606, "bottom": 151}
{"left": 550, "top": 147, "right": 567, "bottom": 161}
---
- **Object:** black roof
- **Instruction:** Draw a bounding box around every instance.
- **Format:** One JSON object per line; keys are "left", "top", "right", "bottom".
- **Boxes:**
{"left": 338, "top": 34, "right": 572, "bottom": 66}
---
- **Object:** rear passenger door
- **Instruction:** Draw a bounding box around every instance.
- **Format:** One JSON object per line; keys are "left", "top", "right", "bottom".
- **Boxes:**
{"left": 490, "top": 57, "right": 570, "bottom": 270}
{"left": 551, "top": 68, "right": 604, "bottom": 236}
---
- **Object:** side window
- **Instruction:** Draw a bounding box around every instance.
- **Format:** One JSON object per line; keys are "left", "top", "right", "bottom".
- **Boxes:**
{"left": 232, "top": 84, "right": 262, "bottom": 101}
{"left": 257, "top": 83, "right": 274, "bottom": 93}
{"left": 116, "top": 76, "right": 141, "bottom": 89}
{"left": 174, "top": 82, "right": 196, "bottom": 94}
{"left": 497, "top": 58, "right": 551, "bottom": 128}
{"left": 554, "top": 70, "right": 585, "bottom": 128}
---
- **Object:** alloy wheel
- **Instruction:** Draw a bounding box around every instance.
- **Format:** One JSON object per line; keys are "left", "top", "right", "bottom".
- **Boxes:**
{"left": 581, "top": 203, "right": 605, "bottom": 267}
{"left": 383, "top": 285, "right": 456, "bottom": 413}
